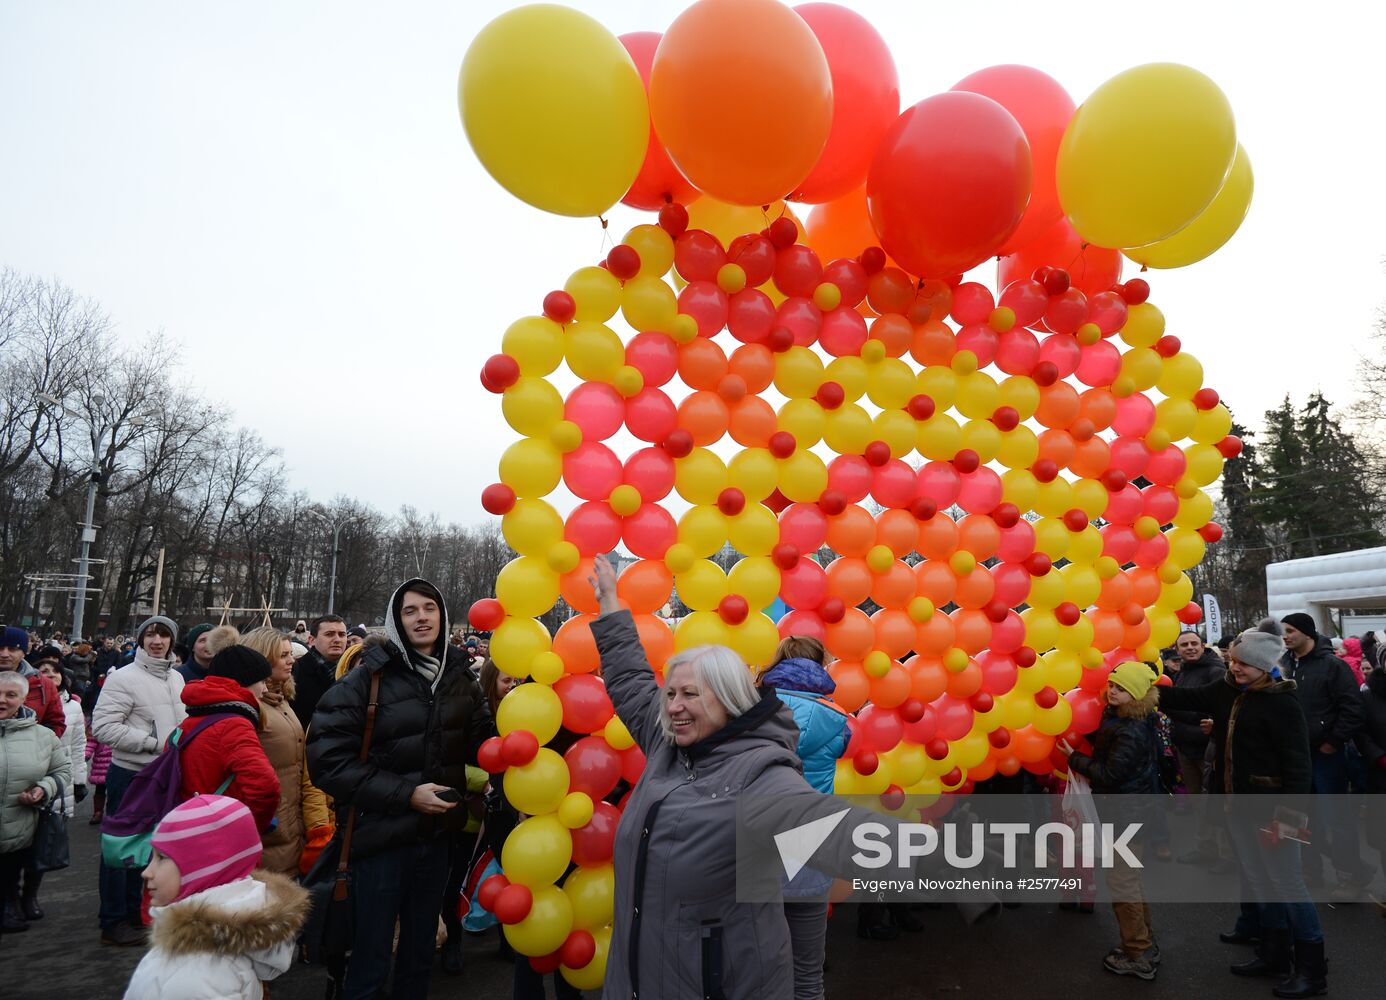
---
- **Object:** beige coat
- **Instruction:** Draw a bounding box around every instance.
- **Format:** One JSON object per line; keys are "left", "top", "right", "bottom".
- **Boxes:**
{"left": 257, "top": 681, "right": 329, "bottom": 874}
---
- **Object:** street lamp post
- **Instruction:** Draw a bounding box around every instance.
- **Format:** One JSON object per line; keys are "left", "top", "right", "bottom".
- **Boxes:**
{"left": 306, "top": 508, "right": 351, "bottom": 615}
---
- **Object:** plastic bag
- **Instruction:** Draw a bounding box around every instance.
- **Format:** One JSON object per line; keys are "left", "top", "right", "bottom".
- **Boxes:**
{"left": 1060, "top": 770, "right": 1100, "bottom": 833}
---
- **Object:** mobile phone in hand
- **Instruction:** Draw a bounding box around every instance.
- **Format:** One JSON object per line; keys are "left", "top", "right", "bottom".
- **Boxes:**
{"left": 435, "top": 787, "right": 463, "bottom": 803}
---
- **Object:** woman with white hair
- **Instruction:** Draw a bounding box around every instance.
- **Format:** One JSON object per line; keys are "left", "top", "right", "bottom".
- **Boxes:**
{"left": 587, "top": 556, "right": 995, "bottom": 1000}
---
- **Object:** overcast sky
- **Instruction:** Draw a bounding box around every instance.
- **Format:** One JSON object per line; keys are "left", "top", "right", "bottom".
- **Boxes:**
{"left": 3, "top": 1, "right": 1383, "bottom": 525}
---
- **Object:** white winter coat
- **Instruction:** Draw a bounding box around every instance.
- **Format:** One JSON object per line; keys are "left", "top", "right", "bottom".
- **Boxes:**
{"left": 58, "top": 692, "right": 87, "bottom": 815}
{"left": 91, "top": 651, "right": 187, "bottom": 772}
{"left": 123, "top": 870, "right": 309, "bottom": 1000}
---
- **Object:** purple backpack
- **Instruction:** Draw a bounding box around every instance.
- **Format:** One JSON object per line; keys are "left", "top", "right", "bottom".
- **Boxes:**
{"left": 100, "top": 713, "right": 237, "bottom": 869}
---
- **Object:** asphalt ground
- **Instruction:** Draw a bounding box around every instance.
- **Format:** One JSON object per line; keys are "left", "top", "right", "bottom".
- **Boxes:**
{"left": 8, "top": 814, "right": 1384, "bottom": 999}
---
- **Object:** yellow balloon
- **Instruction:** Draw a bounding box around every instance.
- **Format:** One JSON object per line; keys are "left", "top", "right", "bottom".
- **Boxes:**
{"left": 531, "top": 651, "right": 565, "bottom": 686}
{"left": 955, "top": 372, "right": 1000, "bottom": 420}
{"left": 866, "top": 358, "right": 915, "bottom": 410}
{"left": 460, "top": 6, "right": 647, "bottom": 217}
{"left": 874, "top": 410, "right": 919, "bottom": 458}
{"left": 823, "top": 404, "right": 873, "bottom": 455}
{"left": 502, "top": 316, "right": 566, "bottom": 376}
{"left": 1119, "top": 348, "right": 1162, "bottom": 392}
{"left": 503, "top": 499, "right": 565, "bottom": 557}
{"left": 505, "top": 748, "right": 570, "bottom": 817}
{"left": 728, "top": 449, "right": 779, "bottom": 502}
{"left": 778, "top": 451, "right": 828, "bottom": 503}
{"left": 499, "top": 439, "right": 562, "bottom": 498}
{"left": 1055, "top": 616, "right": 1095, "bottom": 654}
{"left": 1033, "top": 698, "right": 1074, "bottom": 737}
{"left": 1192, "top": 403, "right": 1233, "bottom": 445}
{"left": 1059, "top": 563, "right": 1102, "bottom": 608}
{"left": 1068, "top": 526, "right": 1104, "bottom": 565}
{"left": 774, "top": 346, "right": 825, "bottom": 399}
{"left": 497, "top": 683, "right": 563, "bottom": 743}
{"left": 916, "top": 413, "right": 962, "bottom": 462}
{"left": 1167, "top": 527, "right": 1207, "bottom": 570}
{"left": 496, "top": 556, "right": 559, "bottom": 618}
{"left": 1044, "top": 649, "right": 1083, "bottom": 692}
{"left": 678, "top": 505, "right": 729, "bottom": 558}
{"left": 502, "top": 883, "right": 574, "bottom": 956}
{"left": 490, "top": 616, "right": 550, "bottom": 679}
{"left": 623, "top": 223, "right": 676, "bottom": 278}
{"left": 1022, "top": 608, "right": 1060, "bottom": 654}
{"left": 729, "top": 557, "right": 781, "bottom": 611}
{"left": 727, "top": 504, "right": 779, "bottom": 558}
{"left": 729, "top": 613, "right": 780, "bottom": 668}
{"left": 563, "top": 863, "right": 615, "bottom": 931}
{"left": 1154, "top": 397, "right": 1197, "bottom": 441}
{"left": 674, "top": 610, "right": 731, "bottom": 651}
{"left": 675, "top": 560, "right": 729, "bottom": 612}
{"left": 1071, "top": 479, "right": 1109, "bottom": 520}
{"left": 675, "top": 448, "right": 728, "bottom": 505}
{"left": 565, "top": 321, "right": 625, "bottom": 383}
{"left": 998, "top": 376, "right": 1041, "bottom": 419}
{"left": 501, "top": 377, "right": 564, "bottom": 438}
{"left": 997, "top": 427, "right": 1039, "bottom": 472}
{"left": 1126, "top": 144, "right": 1254, "bottom": 268}
{"left": 686, "top": 198, "right": 803, "bottom": 252}
{"left": 1120, "top": 303, "right": 1165, "bottom": 349}
{"left": 558, "top": 791, "right": 595, "bottom": 830}
{"left": 621, "top": 276, "right": 678, "bottom": 334}
{"left": 916, "top": 366, "right": 958, "bottom": 411}
{"left": 959, "top": 420, "right": 1002, "bottom": 465}
{"left": 1057, "top": 63, "right": 1237, "bottom": 249}
{"left": 997, "top": 691, "right": 1035, "bottom": 730}
{"left": 1027, "top": 568, "right": 1065, "bottom": 609}
{"left": 1032, "top": 477, "right": 1073, "bottom": 519}
{"left": 565, "top": 266, "right": 622, "bottom": 322}
{"left": 604, "top": 715, "right": 635, "bottom": 751}
{"left": 561, "top": 925, "right": 611, "bottom": 991}
{"left": 1156, "top": 352, "right": 1204, "bottom": 399}
{"left": 886, "top": 743, "right": 929, "bottom": 788}
{"left": 1184, "top": 444, "right": 1224, "bottom": 488}
{"left": 1001, "top": 469, "right": 1039, "bottom": 512}
{"left": 777, "top": 398, "right": 826, "bottom": 448}
{"left": 951, "top": 731, "right": 990, "bottom": 770}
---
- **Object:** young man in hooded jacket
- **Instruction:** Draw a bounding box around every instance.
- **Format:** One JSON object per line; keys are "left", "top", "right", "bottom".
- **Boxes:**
{"left": 307, "top": 579, "right": 495, "bottom": 1000}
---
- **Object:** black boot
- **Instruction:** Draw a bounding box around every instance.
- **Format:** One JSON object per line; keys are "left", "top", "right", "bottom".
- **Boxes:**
{"left": 2, "top": 899, "right": 28, "bottom": 933}
{"left": 1230, "top": 927, "right": 1292, "bottom": 978}
{"left": 1273, "top": 940, "right": 1328, "bottom": 998}
{"left": 20, "top": 874, "right": 43, "bottom": 921}
{"left": 441, "top": 934, "right": 464, "bottom": 976}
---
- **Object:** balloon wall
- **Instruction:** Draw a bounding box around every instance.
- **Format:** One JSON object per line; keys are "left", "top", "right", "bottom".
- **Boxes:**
{"left": 459, "top": 0, "right": 1249, "bottom": 986}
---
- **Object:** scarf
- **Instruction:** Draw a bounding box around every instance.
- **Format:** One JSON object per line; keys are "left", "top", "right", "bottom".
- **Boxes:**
{"left": 134, "top": 646, "right": 176, "bottom": 680}
{"left": 410, "top": 650, "right": 443, "bottom": 689}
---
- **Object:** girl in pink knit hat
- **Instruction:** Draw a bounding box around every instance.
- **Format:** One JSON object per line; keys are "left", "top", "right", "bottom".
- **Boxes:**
{"left": 123, "top": 794, "right": 309, "bottom": 1000}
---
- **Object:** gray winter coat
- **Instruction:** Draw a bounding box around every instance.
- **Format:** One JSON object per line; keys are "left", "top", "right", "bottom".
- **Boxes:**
{"left": 0, "top": 707, "right": 73, "bottom": 853}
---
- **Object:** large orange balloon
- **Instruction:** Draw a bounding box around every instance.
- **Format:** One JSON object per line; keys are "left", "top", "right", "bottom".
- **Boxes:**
{"left": 650, "top": 0, "right": 833, "bottom": 206}
{"left": 997, "top": 216, "right": 1122, "bottom": 299}
{"left": 805, "top": 187, "right": 887, "bottom": 264}
{"left": 618, "top": 33, "right": 699, "bottom": 210}
{"left": 617, "top": 560, "right": 674, "bottom": 614}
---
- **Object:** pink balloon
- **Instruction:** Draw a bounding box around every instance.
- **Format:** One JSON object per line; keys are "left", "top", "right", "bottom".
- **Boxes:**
{"left": 858, "top": 704, "right": 904, "bottom": 753}
{"left": 1133, "top": 532, "right": 1170, "bottom": 568}
{"left": 776, "top": 297, "right": 823, "bottom": 346}
{"left": 1145, "top": 446, "right": 1187, "bottom": 487}
{"left": 957, "top": 468, "right": 1003, "bottom": 514}
{"left": 623, "top": 503, "right": 676, "bottom": 559}
{"left": 827, "top": 455, "right": 873, "bottom": 503}
{"left": 625, "top": 388, "right": 678, "bottom": 443}
{"left": 777, "top": 607, "right": 826, "bottom": 641}
{"left": 623, "top": 447, "right": 676, "bottom": 502}
{"left": 950, "top": 283, "right": 995, "bottom": 325}
{"left": 1037, "top": 334, "right": 1081, "bottom": 379}
{"left": 819, "top": 306, "right": 868, "bottom": 357}
{"left": 625, "top": 332, "right": 679, "bottom": 386}
{"left": 1043, "top": 287, "right": 1088, "bottom": 335}
{"left": 1065, "top": 689, "right": 1105, "bottom": 735}
{"left": 823, "top": 257, "right": 868, "bottom": 307}
{"left": 565, "top": 501, "right": 623, "bottom": 555}
{"left": 956, "top": 325, "right": 998, "bottom": 368}
{"left": 996, "top": 519, "right": 1037, "bottom": 563}
{"left": 1108, "top": 438, "right": 1150, "bottom": 481}
{"left": 1074, "top": 339, "right": 1121, "bottom": 388}
{"left": 563, "top": 442, "right": 622, "bottom": 501}
{"left": 977, "top": 650, "right": 1018, "bottom": 696}
{"left": 780, "top": 556, "right": 828, "bottom": 609}
{"left": 678, "top": 281, "right": 730, "bottom": 338}
{"left": 992, "top": 563, "right": 1032, "bottom": 606}
{"left": 1141, "top": 485, "right": 1180, "bottom": 525}
{"left": 999, "top": 279, "right": 1047, "bottom": 328}
{"left": 779, "top": 503, "right": 830, "bottom": 552}
{"left": 1104, "top": 484, "right": 1144, "bottom": 524}
{"left": 565, "top": 382, "right": 625, "bottom": 441}
{"left": 934, "top": 695, "right": 975, "bottom": 741}
{"left": 1088, "top": 290, "right": 1128, "bottom": 336}
{"left": 990, "top": 611, "right": 1025, "bottom": 653}
{"left": 995, "top": 328, "right": 1040, "bottom": 375}
{"left": 1111, "top": 394, "right": 1156, "bottom": 437}
{"left": 902, "top": 703, "right": 938, "bottom": 744}
{"left": 727, "top": 289, "right": 776, "bottom": 345}
{"left": 1100, "top": 524, "right": 1139, "bottom": 564}
{"left": 872, "top": 459, "right": 917, "bottom": 508}
{"left": 917, "top": 461, "right": 961, "bottom": 508}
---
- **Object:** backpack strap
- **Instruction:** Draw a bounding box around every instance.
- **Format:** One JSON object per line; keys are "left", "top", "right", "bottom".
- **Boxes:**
{"left": 168, "top": 712, "right": 236, "bottom": 750}
{"left": 334, "top": 670, "right": 382, "bottom": 901}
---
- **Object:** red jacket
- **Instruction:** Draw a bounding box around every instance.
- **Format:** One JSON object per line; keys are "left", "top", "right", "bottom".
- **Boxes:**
{"left": 176, "top": 676, "right": 280, "bottom": 831}
{"left": 25, "top": 671, "right": 66, "bottom": 738}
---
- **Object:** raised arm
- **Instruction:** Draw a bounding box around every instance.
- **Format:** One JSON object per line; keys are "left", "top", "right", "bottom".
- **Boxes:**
{"left": 587, "top": 555, "right": 664, "bottom": 755}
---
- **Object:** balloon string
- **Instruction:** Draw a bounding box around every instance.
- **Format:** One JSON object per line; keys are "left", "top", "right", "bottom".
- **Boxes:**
{"left": 598, "top": 215, "right": 613, "bottom": 256}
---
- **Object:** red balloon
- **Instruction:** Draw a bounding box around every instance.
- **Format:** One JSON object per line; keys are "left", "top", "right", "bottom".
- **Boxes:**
{"left": 478, "top": 736, "right": 506, "bottom": 774}
{"left": 619, "top": 744, "right": 646, "bottom": 785}
{"left": 495, "top": 883, "right": 533, "bottom": 925}
{"left": 565, "top": 735, "right": 623, "bottom": 800}
{"left": 565, "top": 501, "right": 623, "bottom": 556}
{"left": 554, "top": 675, "right": 614, "bottom": 734}
{"left": 469, "top": 598, "right": 505, "bottom": 631}
{"left": 478, "top": 873, "right": 509, "bottom": 912}
{"left": 997, "top": 216, "right": 1122, "bottom": 299}
{"left": 572, "top": 802, "right": 621, "bottom": 866}
{"left": 502, "top": 730, "right": 540, "bottom": 767}
{"left": 674, "top": 230, "right": 727, "bottom": 284}
{"left": 618, "top": 33, "right": 699, "bottom": 211}
{"left": 858, "top": 704, "right": 904, "bottom": 753}
{"left": 951, "top": 66, "right": 1076, "bottom": 257}
{"left": 565, "top": 382, "right": 626, "bottom": 441}
{"left": 867, "top": 92, "right": 1032, "bottom": 278}
{"left": 625, "top": 332, "right": 680, "bottom": 387}
{"left": 790, "top": 4, "right": 900, "bottom": 204}
{"left": 560, "top": 929, "right": 597, "bottom": 970}
{"left": 623, "top": 503, "right": 676, "bottom": 559}
{"left": 625, "top": 388, "right": 678, "bottom": 444}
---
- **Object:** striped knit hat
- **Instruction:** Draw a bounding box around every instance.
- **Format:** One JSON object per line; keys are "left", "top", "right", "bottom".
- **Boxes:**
{"left": 150, "top": 794, "right": 262, "bottom": 902}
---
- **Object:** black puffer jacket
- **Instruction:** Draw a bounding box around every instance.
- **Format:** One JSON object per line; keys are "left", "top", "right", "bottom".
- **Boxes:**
{"left": 1166, "top": 648, "right": 1223, "bottom": 757}
{"left": 1158, "top": 671, "right": 1312, "bottom": 796}
{"left": 1067, "top": 688, "right": 1158, "bottom": 794}
{"left": 1356, "top": 673, "right": 1386, "bottom": 794}
{"left": 306, "top": 579, "right": 495, "bottom": 860}
{"left": 291, "top": 647, "right": 337, "bottom": 731}
{"left": 1281, "top": 635, "right": 1365, "bottom": 750}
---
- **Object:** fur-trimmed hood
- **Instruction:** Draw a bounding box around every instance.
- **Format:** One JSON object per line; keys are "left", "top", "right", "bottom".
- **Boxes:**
{"left": 150, "top": 869, "right": 308, "bottom": 958}
{"left": 1112, "top": 686, "right": 1160, "bottom": 720}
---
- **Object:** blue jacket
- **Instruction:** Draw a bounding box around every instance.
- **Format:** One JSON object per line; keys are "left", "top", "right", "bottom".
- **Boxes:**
{"left": 761, "top": 658, "right": 849, "bottom": 794}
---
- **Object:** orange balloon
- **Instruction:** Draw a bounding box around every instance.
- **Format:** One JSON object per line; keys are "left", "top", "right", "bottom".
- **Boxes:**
{"left": 618, "top": 560, "right": 674, "bottom": 614}
{"left": 1011, "top": 725, "right": 1054, "bottom": 763}
{"left": 952, "top": 608, "right": 993, "bottom": 654}
{"left": 869, "top": 663, "right": 911, "bottom": 708}
{"left": 871, "top": 562, "right": 917, "bottom": 609}
{"left": 634, "top": 613, "right": 675, "bottom": 670}
{"left": 830, "top": 659, "right": 869, "bottom": 711}
{"left": 914, "top": 560, "right": 957, "bottom": 607}
{"left": 728, "top": 344, "right": 775, "bottom": 394}
{"left": 954, "top": 566, "right": 995, "bottom": 610}
{"left": 1078, "top": 388, "right": 1118, "bottom": 432}
{"left": 945, "top": 658, "right": 983, "bottom": 699}
{"left": 875, "top": 508, "right": 919, "bottom": 557}
{"left": 826, "top": 505, "right": 876, "bottom": 557}
{"left": 917, "top": 514, "right": 960, "bottom": 560}
{"left": 995, "top": 754, "right": 1022, "bottom": 777}
{"left": 1128, "top": 567, "right": 1162, "bottom": 607}
{"left": 1090, "top": 609, "right": 1125, "bottom": 652}
{"left": 910, "top": 320, "right": 956, "bottom": 367}
{"left": 872, "top": 608, "right": 916, "bottom": 658}
{"left": 561, "top": 557, "right": 599, "bottom": 614}
{"left": 649, "top": 0, "right": 833, "bottom": 206}
{"left": 728, "top": 396, "right": 777, "bottom": 448}
{"left": 678, "top": 337, "right": 728, "bottom": 391}
{"left": 1035, "top": 382, "right": 1081, "bottom": 429}
{"left": 826, "top": 608, "right": 874, "bottom": 660}
{"left": 968, "top": 758, "right": 998, "bottom": 783}
{"left": 915, "top": 613, "right": 956, "bottom": 655}
{"left": 869, "top": 314, "right": 913, "bottom": 358}
{"left": 677, "top": 391, "right": 730, "bottom": 446}
{"left": 905, "top": 654, "right": 948, "bottom": 703}
{"left": 1122, "top": 616, "right": 1152, "bottom": 650}
{"left": 956, "top": 514, "right": 1001, "bottom": 561}
{"left": 1070, "top": 436, "right": 1111, "bottom": 479}
{"left": 805, "top": 186, "right": 887, "bottom": 263}
{"left": 826, "top": 557, "right": 872, "bottom": 607}
{"left": 1036, "top": 428, "right": 1076, "bottom": 469}
{"left": 1096, "top": 571, "right": 1134, "bottom": 610}
{"left": 553, "top": 614, "right": 600, "bottom": 674}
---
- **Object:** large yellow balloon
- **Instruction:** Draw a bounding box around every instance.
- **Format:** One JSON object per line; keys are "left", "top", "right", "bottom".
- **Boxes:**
{"left": 503, "top": 883, "right": 574, "bottom": 956}
{"left": 686, "top": 198, "right": 804, "bottom": 250}
{"left": 1126, "top": 144, "right": 1254, "bottom": 268}
{"left": 502, "top": 814, "right": 574, "bottom": 888}
{"left": 497, "top": 683, "right": 563, "bottom": 743}
{"left": 563, "top": 864, "right": 615, "bottom": 931}
{"left": 504, "top": 748, "right": 570, "bottom": 816}
{"left": 1057, "top": 64, "right": 1237, "bottom": 249}
{"left": 460, "top": 6, "right": 648, "bottom": 217}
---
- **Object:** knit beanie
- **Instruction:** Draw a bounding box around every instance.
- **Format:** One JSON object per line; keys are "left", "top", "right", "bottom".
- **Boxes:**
{"left": 208, "top": 645, "right": 273, "bottom": 689}
{"left": 1, "top": 626, "right": 29, "bottom": 653}
{"left": 184, "top": 623, "right": 214, "bottom": 651}
{"left": 136, "top": 615, "right": 180, "bottom": 647}
{"left": 1108, "top": 661, "right": 1154, "bottom": 701}
{"left": 1280, "top": 612, "right": 1318, "bottom": 641}
{"left": 1231, "top": 629, "right": 1285, "bottom": 677}
{"left": 151, "top": 794, "right": 262, "bottom": 902}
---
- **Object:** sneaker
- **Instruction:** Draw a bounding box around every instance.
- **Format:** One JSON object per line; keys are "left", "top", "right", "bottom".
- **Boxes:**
{"left": 1145, "top": 943, "right": 1162, "bottom": 965}
{"left": 1104, "top": 950, "right": 1156, "bottom": 980}
{"left": 100, "top": 924, "right": 146, "bottom": 947}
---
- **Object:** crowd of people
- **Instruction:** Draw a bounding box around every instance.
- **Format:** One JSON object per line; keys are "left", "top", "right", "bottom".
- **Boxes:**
{"left": 1, "top": 578, "right": 1384, "bottom": 999}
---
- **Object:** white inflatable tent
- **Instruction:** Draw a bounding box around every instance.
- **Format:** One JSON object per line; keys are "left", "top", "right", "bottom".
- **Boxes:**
{"left": 1265, "top": 545, "right": 1386, "bottom": 637}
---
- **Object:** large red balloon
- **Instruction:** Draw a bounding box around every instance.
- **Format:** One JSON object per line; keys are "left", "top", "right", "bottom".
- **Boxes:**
{"left": 867, "top": 92, "right": 1032, "bottom": 278}
{"left": 618, "top": 33, "right": 698, "bottom": 210}
{"left": 996, "top": 216, "right": 1123, "bottom": 299}
{"left": 951, "top": 66, "right": 1075, "bottom": 257}
{"left": 790, "top": 4, "right": 900, "bottom": 204}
